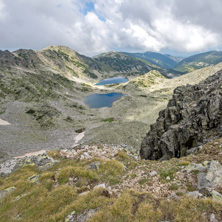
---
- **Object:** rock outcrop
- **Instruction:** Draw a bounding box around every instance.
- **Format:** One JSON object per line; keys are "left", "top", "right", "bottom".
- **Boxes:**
{"left": 140, "top": 71, "right": 222, "bottom": 160}
{"left": 0, "top": 153, "right": 58, "bottom": 176}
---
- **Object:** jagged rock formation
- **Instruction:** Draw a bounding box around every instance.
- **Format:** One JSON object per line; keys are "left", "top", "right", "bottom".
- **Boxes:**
{"left": 140, "top": 70, "right": 222, "bottom": 160}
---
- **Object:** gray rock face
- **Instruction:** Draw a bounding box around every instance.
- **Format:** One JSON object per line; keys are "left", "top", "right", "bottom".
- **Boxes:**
{"left": 140, "top": 71, "right": 222, "bottom": 160}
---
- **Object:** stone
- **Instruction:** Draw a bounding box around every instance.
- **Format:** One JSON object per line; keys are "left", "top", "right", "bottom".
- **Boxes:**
{"left": 86, "top": 162, "right": 100, "bottom": 170}
{"left": 197, "top": 172, "right": 210, "bottom": 189}
{"left": 79, "top": 191, "right": 89, "bottom": 196}
{"left": 0, "top": 154, "right": 58, "bottom": 177}
{"left": 186, "top": 147, "right": 199, "bottom": 155}
{"left": 199, "top": 188, "right": 211, "bottom": 197}
{"left": 168, "top": 193, "right": 178, "bottom": 201}
{"left": 0, "top": 186, "right": 16, "bottom": 200}
{"left": 186, "top": 163, "right": 207, "bottom": 172}
{"left": 187, "top": 191, "right": 203, "bottom": 198}
{"left": 196, "top": 160, "right": 222, "bottom": 189}
{"left": 27, "top": 174, "right": 39, "bottom": 184}
{"left": 166, "top": 176, "right": 170, "bottom": 181}
{"left": 206, "top": 161, "right": 222, "bottom": 187}
{"left": 210, "top": 214, "right": 218, "bottom": 222}
{"left": 140, "top": 72, "right": 222, "bottom": 160}
{"left": 94, "top": 184, "right": 106, "bottom": 189}
{"left": 65, "top": 209, "right": 97, "bottom": 222}
{"left": 0, "top": 159, "right": 18, "bottom": 176}
{"left": 83, "top": 152, "right": 90, "bottom": 159}
{"left": 149, "top": 171, "right": 158, "bottom": 177}
{"left": 211, "top": 190, "right": 222, "bottom": 202}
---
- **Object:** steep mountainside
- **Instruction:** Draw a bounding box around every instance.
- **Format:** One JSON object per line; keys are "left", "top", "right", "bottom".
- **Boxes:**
{"left": 175, "top": 51, "right": 222, "bottom": 72}
{"left": 140, "top": 70, "right": 222, "bottom": 160}
{"left": 164, "top": 54, "right": 184, "bottom": 63}
{"left": 121, "top": 51, "right": 178, "bottom": 69}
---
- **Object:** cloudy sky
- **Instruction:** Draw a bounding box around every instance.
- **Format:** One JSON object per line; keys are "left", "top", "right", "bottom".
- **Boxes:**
{"left": 0, "top": 0, "right": 222, "bottom": 56}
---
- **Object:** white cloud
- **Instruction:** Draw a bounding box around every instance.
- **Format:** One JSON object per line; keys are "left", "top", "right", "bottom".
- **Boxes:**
{"left": 0, "top": 0, "right": 221, "bottom": 55}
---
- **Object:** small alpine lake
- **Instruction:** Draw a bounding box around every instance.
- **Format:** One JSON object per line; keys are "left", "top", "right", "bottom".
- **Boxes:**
{"left": 96, "top": 77, "right": 129, "bottom": 85}
{"left": 84, "top": 92, "right": 124, "bottom": 108}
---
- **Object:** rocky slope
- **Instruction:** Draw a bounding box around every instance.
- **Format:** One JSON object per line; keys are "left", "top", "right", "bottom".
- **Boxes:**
{"left": 0, "top": 137, "right": 222, "bottom": 222}
{"left": 140, "top": 70, "right": 222, "bottom": 160}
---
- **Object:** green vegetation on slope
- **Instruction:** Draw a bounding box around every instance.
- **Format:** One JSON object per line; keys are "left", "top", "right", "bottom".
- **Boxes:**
{"left": 0, "top": 139, "right": 222, "bottom": 222}
{"left": 175, "top": 50, "right": 222, "bottom": 72}
{"left": 121, "top": 51, "right": 178, "bottom": 69}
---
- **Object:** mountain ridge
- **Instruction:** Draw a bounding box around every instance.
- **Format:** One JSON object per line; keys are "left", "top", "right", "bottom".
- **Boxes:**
{"left": 175, "top": 50, "right": 222, "bottom": 72}
{"left": 121, "top": 51, "right": 178, "bottom": 69}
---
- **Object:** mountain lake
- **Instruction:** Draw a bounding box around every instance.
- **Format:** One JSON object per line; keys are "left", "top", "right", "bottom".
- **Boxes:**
{"left": 96, "top": 77, "right": 128, "bottom": 85}
{"left": 84, "top": 92, "right": 124, "bottom": 108}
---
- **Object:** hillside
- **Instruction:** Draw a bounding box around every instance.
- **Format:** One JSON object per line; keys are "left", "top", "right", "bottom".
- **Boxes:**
{"left": 164, "top": 54, "right": 184, "bottom": 63}
{"left": 93, "top": 51, "right": 155, "bottom": 77}
{"left": 121, "top": 51, "right": 178, "bottom": 69}
{"left": 175, "top": 50, "right": 222, "bottom": 72}
{"left": 0, "top": 133, "right": 221, "bottom": 221}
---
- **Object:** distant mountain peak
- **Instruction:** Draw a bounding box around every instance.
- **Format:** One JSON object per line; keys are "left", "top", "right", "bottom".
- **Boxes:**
{"left": 40, "top": 45, "right": 77, "bottom": 54}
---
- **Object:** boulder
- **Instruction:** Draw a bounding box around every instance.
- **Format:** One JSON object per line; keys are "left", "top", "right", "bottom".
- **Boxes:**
{"left": 211, "top": 190, "right": 222, "bottom": 202}
{"left": 0, "top": 159, "right": 18, "bottom": 176}
{"left": 86, "top": 161, "right": 101, "bottom": 170}
{"left": 206, "top": 161, "right": 222, "bottom": 187}
{"left": 0, "top": 153, "right": 58, "bottom": 176}
{"left": 149, "top": 171, "right": 158, "bottom": 177}
{"left": 0, "top": 186, "right": 16, "bottom": 200}
{"left": 27, "top": 174, "right": 39, "bottom": 184}
{"left": 65, "top": 209, "right": 97, "bottom": 222}
{"left": 187, "top": 191, "right": 203, "bottom": 198}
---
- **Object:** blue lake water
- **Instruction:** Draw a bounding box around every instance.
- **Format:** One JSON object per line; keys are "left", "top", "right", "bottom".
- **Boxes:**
{"left": 96, "top": 77, "right": 129, "bottom": 85}
{"left": 84, "top": 92, "right": 124, "bottom": 108}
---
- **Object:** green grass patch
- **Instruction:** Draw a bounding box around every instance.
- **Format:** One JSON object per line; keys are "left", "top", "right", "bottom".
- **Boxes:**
{"left": 169, "top": 183, "right": 179, "bottom": 191}
{"left": 138, "top": 178, "right": 148, "bottom": 185}
{"left": 99, "top": 160, "right": 124, "bottom": 185}
{"left": 102, "top": 117, "right": 114, "bottom": 123}
{"left": 57, "top": 166, "right": 99, "bottom": 184}
{"left": 159, "top": 167, "right": 176, "bottom": 182}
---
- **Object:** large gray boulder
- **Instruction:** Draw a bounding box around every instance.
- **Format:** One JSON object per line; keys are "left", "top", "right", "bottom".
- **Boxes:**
{"left": 140, "top": 71, "right": 222, "bottom": 160}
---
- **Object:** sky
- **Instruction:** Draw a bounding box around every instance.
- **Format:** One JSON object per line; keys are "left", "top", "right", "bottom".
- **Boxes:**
{"left": 0, "top": 0, "right": 222, "bottom": 56}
